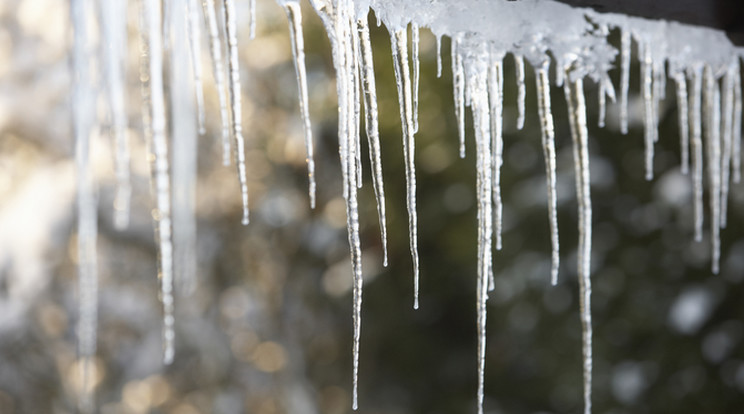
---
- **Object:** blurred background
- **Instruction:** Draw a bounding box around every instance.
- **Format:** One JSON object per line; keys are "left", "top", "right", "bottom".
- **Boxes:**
{"left": 1, "top": 0, "right": 743, "bottom": 413}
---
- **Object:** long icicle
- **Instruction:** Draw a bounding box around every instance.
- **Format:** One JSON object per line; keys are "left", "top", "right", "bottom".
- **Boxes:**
{"left": 281, "top": 0, "right": 316, "bottom": 208}
{"left": 619, "top": 28, "right": 631, "bottom": 135}
{"left": 688, "top": 64, "right": 704, "bottom": 242}
{"left": 411, "top": 23, "right": 420, "bottom": 133}
{"left": 674, "top": 70, "right": 690, "bottom": 174}
{"left": 358, "top": 15, "right": 389, "bottom": 266}
{"left": 515, "top": 53, "right": 526, "bottom": 130}
{"left": 100, "top": 0, "right": 130, "bottom": 230}
{"left": 640, "top": 41, "right": 656, "bottom": 180}
{"left": 452, "top": 34, "right": 466, "bottom": 158}
{"left": 202, "top": 0, "right": 232, "bottom": 166}
{"left": 141, "top": 0, "right": 175, "bottom": 365}
{"left": 465, "top": 49, "right": 493, "bottom": 414}
{"left": 703, "top": 66, "right": 721, "bottom": 274}
{"left": 391, "top": 28, "right": 420, "bottom": 310}
{"left": 734, "top": 62, "right": 742, "bottom": 184}
{"left": 351, "top": 19, "right": 363, "bottom": 189}
{"left": 171, "top": 0, "right": 199, "bottom": 296}
{"left": 535, "top": 61, "right": 560, "bottom": 285}
{"left": 186, "top": 0, "right": 206, "bottom": 135}
{"left": 720, "top": 62, "right": 735, "bottom": 228}
{"left": 223, "top": 0, "right": 250, "bottom": 224}
{"left": 564, "top": 74, "right": 593, "bottom": 414}
{"left": 72, "top": 0, "right": 98, "bottom": 410}
{"left": 488, "top": 52, "right": 504, "bottom": 252}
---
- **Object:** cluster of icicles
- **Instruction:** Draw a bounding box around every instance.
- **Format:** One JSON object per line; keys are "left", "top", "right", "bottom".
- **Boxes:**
{"left": 71, "top": 0, "right": 743, "bottom": 412}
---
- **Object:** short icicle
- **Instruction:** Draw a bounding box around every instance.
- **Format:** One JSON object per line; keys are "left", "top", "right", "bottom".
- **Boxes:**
{"left": 436, "top": 34, "right": 442, "bottom": 78}
{"left": 598, "top": 76, "right": 606, "bottom": 128}
{"left": 452, "top": 34, "right": 466, "bottom": 158}
{"left": 640, "top": 41, "right": 656, "bottom": 180}
{"left": 464, "top": 47, "right": 493, "bottom": 414}
{"left": 142, "top": 0, "right": 176, "bottom": 365}
{"left": 100, "top": 0, "right": 130, "bottom": 230}
{"left": 223, "top": 0, "right": 250, "bottom": 224}
{"left": 411, "top": 23, "right": 420, "bottom": 133}
{"left": 515, "top": 54, "right": 526, "bottom": 130}
{"left": 688, "top": 64, "right": 704, "bottom": 242}
{"left": 72, "top": 0, "right": 99, "bottom": 410}
{"left": 390, "top": 28, "right": 420, "bottom": 310}
{"left": 535, "top": 60, "right": 560, "bottom": 285}
{"left": 673, "top": 70, "right": 690, "bottom": 174}
{"left": 488, "top": 51, "right": 504, "bottom": 252}
{"left": 186, "top": 0, "right": 206, "bottom": 135}
{"left": 703, "top": 66, "right": 721, "bottom": 274}
{"left": 720, "top": 62, "right": 736, "bottom": 228}
{"left": 202, "top": 0, "right": 232, "bottom": 166}
{"left": 358, "top": 15, "right": 389, "bottom": 266}
{"left": 564, "top": 73, "right": 593, "bottom": 414}
{"left": 249, "top": 0, "right": 256, "bottom": 39}
{"left": 619, "top": 28, "right": 631, "bottom": 135}
{"left": 281, "top": 0, "right": 316, "bottom": 208}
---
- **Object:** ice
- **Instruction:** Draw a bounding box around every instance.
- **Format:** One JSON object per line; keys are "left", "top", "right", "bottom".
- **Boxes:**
{"left": 720, "top": 61, "right": 736, "bottom": 228}
{"left": 564, "top": 75, "right": 593, "bottom": 414}
{"left": 186, "top": 0, "right": 206, "bottom": 135}
{"left": 202, "top": 0, "right": 232, "bottom": 166}
{"left": 280, "top": 0, "right": 317, "bottom": 208}
{"left": 734, "top": 63, "right": 742, "bottom": 184}
{"left": 488, "top": 52, "right": 504, "bottom": 252}
{"left": 640, "top": 41, "right": 656, "bottom": 180}
{"left": 72, "top": 0, "right": 98, "bottom": 410}
{"left": 452, "top": 34, "right": 466, "bottom": 158}
{"left": 704, "top": 66, "right": 721, "bottom": 274}
{"left": 141, "top": 0, "right": 175, "bottom": 365}
{"left": 224, "top": 0, "right": 250, "bottom": 225}
{"left": 412, "top": 23, "right": 420, "bottom": 133}
{"left": 688, "top": 64, "right": 705, "bottom": 242}
{"left": 619, "top": 28, "right": 630, "bottom": 135}
{"left": 100, "top": 0, "right": 130, "bottom": 230}
{"left": 358, "top": 15, "right": 389, "bottom": 266}
{"left": 390, "top": 27, "right": 420, "bottom": 310}
{"left": 515, "top": 54, "right": 526, "bottom": 130}
{"left": 673, "top": 69, "right": 690, "bottom": 174}
{"left": 249, "top": 0, "right": 257, "bottom": 39}
{"left": 436, "top": 34, "right": 442, "bottom": 78}
{"left": 171, "top": 0, "right": 198, "bottom": 296}
{"left": 535, "top": 60, "right": 560, "bottom": 285}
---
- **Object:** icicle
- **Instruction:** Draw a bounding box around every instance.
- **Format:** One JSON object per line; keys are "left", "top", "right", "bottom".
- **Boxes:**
{"left": 515, "top": 54, "right": 526, "bottom": 130}
{"left": 734, "top": 62, "right": 742, "bottom": 184}
{"left": 703, "top": 66, "right": 721, "bottom": 274}
{"left": 464, "top": 48, "right": 493, "bottom": 414}
{"left": 564, "top": 74, "right": 593, "bottom": 414}
{"left": 281, "top": 0, "right": 316, "bottom": 208}
{"left": 720, "top": 63, "right": 735, "bottom": 228}
{"left": 223, "top": 0, "right": 250, "bottom": 225}
{"left": 100, "top": 0, "right": 130, "bottom": 230}
{"left": 390, "top": 28, "right": 420, "bottom": 310}
{"left": 358, "top": 16, "right": 389, "bottom": 266}
{"left": 436, "top": 35, "right": 442, "bottom": 78}
{"left": 673, "top": 70, "right": 690, "bottom": 174}
{"left": 640, "top": 41, "right": 656, "bottom": 180}
{"left": 452, "top": 35, "right": 466, "bottom": 158}
{"left": 249, "top": 0, "right": 256, "bottom": 39}
{"left": 598, "top": 76, "right": 606, "bottom": 128}
{"left": 488, "top": 52, "right": 504, "bottom": 252}
{"left": 171, "top": 0, "right": 198, "bottom": 296}
{"left": 535, "top": 61, "right": 560, "bottom": 285}
{"left": 351, "top": 21, "right": 363, "bottom": 189}
{"left": 652, "top": 61, "right": 665, "bottom": 142}
{"left": 619, "top": 28, "right": 631, "bottom": 135}
{"left": 202, "top": 0, "right": 231, "bottom": 166}
{"left": 688, "top": 64, "right": 704, "bottom": 242}
{"left": 411, "top": 23, "right": 420, "bottom": 133}
{"left": 72, "top": 0, "right": 98, "bottom": 410}
{"left": 186, "top": 0, "right": 206, "bottom": 136}
{"left": 141, "top": 0, "right": 175, "bottom": 365}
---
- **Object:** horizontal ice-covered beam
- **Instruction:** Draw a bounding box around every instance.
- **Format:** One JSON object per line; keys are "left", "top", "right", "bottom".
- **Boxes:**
{"left": 554, "top": 0, "right": 744, "bottom": 45}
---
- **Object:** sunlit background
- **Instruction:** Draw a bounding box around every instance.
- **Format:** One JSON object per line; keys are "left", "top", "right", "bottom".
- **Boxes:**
{"left": 1, "top": 0, "right": 744, "bottom": 413}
